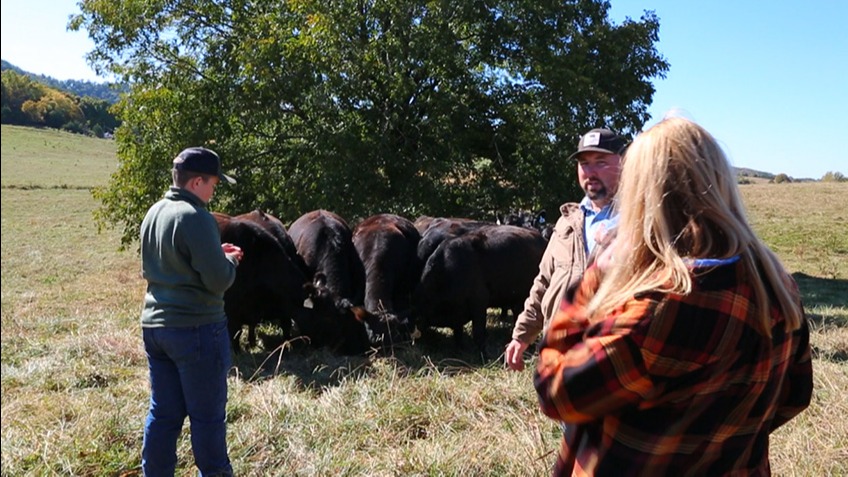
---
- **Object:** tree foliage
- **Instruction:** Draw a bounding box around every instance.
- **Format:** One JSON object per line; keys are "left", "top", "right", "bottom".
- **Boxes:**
{"left": 1, "top": 59, "right": 124, "bottom": 103}
{"left": 72, "top": 0, "right": 669, "bottom": 247}
{"left": 772, "top": 173, "right": 792, "bottom": 184}
{"left": 1, "top": 69, "right": 119, "bottom": 137}
{"left": 821, "top": 171, "right": 846, "bottom": 183}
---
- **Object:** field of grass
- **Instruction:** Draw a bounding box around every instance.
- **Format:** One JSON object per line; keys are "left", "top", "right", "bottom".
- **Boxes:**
{"left": 2, "top": 124, "right": 846, "bottom": 476}
{"left": 1, "top": 125, "right": 119, "bottom": 189}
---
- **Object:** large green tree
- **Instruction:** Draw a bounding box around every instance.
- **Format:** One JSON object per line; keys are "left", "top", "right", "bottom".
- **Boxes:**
{"left": 1, "top": 70, "right": 47, "bottom": 125}
{"left": 72, "top": 0, "right": 668, "bottom": 246}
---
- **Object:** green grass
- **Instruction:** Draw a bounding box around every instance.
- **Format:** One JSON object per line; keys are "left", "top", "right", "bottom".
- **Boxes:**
{"left": 1, "top": 125, "right": 118, "bottom": 189}
{"left": 2, "top": 125, "right": 847, "bottom": 476}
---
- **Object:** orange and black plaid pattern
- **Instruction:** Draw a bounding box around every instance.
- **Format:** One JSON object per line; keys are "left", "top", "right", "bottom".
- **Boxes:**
{"left": 535, "top": 262, "right": 813, "bottom": 476}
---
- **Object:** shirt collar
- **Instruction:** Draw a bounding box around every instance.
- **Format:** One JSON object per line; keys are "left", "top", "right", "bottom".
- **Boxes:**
{"left": 579, "top": 196, "right": 612, "bottom": 217}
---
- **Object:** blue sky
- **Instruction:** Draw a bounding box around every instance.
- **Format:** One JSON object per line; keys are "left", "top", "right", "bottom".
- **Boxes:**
{"left": 2, "top": 1, "right": 846, "bottom": 179}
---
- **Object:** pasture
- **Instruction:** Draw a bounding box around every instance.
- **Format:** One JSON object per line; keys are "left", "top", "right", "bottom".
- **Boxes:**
{"left": 1, "top": 124, "right": 846, "bottom": 476}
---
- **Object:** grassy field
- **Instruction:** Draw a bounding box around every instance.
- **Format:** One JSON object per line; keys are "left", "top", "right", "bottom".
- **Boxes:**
{"left": 1, "top": 125, "right": 119, "bottom": 189}
{"left": 2, "top": 124, "right": 846, "bottom": 476}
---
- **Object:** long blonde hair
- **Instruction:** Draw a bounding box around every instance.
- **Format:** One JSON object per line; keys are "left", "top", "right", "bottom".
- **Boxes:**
{"left": 586, "top": 117, "right": 802, "bottom": 335}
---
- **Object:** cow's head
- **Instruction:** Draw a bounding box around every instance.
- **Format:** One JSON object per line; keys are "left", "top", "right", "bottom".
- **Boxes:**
{"left": 300, "top": 275, "right": 373, "bottom": 355}
{"left": 356, "top": 308, "right": 417, "bottom": 350}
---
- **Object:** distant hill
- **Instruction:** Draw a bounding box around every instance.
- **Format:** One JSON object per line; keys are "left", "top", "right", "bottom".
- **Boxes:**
{"left": 734, "top": 167, "right": 774, "bottom": 180}
{"left": 1, "top": 59, "right": 125, "bottom": 104}
{"left": 734, "top": 167, "right": 818, "bottom": 183}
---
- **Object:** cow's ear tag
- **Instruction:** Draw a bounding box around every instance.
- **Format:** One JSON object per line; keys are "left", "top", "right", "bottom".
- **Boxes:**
{"left": 303, "top": 298, "right": 314, "bottom": 309}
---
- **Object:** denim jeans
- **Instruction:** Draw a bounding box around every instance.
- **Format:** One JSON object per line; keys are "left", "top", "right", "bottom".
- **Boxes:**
{"left": 142, "top": 321, "right": 233, "bottom": 477}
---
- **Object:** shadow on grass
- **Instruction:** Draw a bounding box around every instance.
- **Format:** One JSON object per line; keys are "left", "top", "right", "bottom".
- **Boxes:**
{"left": 812, "top": 346, "right": 848, "bottom": 364}
{"left": 230, "top": 314, "right": 517, "bottom": 391}
{"left": 792, "top": 272, "right": 848, "bottom": 309}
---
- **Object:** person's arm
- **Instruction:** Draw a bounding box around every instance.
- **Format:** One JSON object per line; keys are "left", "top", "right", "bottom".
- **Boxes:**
{"left": 770, "top": 315, "right": 813, "bottom": 431}
{"left": 506, "top": 238, "right": 557, "bottom": 370}
{"left": 183, "top": 212, "right": 238, "bottom": 294}
{"left": 511, "top": 239, "right": 556, "bottom": 340}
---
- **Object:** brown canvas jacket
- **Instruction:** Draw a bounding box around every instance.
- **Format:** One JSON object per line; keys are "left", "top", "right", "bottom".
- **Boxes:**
{"left": 511, "top": 202, "right": 587, "bottom": 345}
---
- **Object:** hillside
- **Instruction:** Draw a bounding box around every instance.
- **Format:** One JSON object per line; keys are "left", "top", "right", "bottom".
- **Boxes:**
{"left": 734, "top": 167, "right": 774, "bottom": 179}
{"left": 0, "top": 125, "right": 118, "bottom": 189}
{"left": 1, "top": 59, "right": 124, "bottom": 104}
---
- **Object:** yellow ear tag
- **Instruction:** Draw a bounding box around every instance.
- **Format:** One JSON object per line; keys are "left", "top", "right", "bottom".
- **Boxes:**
{"left": 303, "top": 298, "right": 314, "bottom": 309}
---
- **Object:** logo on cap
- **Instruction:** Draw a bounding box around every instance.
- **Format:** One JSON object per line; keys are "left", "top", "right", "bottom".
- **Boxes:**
{"left": 583, "top": 132, "right": 601, "bottom": 147}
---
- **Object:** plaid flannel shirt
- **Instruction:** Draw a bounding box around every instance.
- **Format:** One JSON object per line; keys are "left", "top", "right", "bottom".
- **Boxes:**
{"left": 534, "top": 261, "right": 813, "bottom": 476}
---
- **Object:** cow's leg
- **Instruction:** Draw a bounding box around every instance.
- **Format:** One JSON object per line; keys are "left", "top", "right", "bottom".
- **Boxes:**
{"left": 452, "top": 325, "right": 465, "bottom": 348}
{"left": 471, "top": 310, "right": 489, "bottom": 363}
{"left": 227, "top": 321, "right": 243, "bottom": 353}
{"left": 279, "top": 319, "right": 289, "bottom": 340}
{"left": 247, "top": 323, "right": 257, "bottom": 348}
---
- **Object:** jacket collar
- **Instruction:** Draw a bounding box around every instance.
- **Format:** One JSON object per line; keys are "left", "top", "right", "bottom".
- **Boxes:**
{"left": 165, "top": 186, "right": 207, "bottom": 208}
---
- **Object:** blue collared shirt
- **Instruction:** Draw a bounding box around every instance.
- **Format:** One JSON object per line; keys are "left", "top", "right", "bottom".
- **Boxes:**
{"left": 580, "top": 196, "right": 618, "bottom": 254}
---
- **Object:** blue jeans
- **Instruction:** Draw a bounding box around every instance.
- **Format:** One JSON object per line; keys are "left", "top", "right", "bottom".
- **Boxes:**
{"left": 142, "top": 321, "right": 233, "bottom": 477}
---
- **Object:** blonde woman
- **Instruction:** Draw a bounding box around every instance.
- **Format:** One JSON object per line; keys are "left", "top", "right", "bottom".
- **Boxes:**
{"left": 534, "top": 117, "right": 812, "bottom": 476}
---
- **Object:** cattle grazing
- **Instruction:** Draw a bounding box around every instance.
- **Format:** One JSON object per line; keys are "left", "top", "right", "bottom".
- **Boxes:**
{"left": 352, "top": 214, "right": 422, "bottom": 346}
{"left": 413, "top": 225, "right": 547, "bottom": 360}
{"left": 297, "top": 274, "right": 373, "bottom": 355}
{"left": 299, "top": 272, "right": 414, "bottom": 355}
{"left": 288, "top": 210, "right": 365, "bottom": 303}
{"left": 288, "top": 210, "right": 380, "bottom": 354}
{"left": 213, "top": 212, "right": 309, "bottom": 352}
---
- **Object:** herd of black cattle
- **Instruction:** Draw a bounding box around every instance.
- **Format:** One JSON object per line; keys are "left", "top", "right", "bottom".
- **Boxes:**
{"left": 214, "top": 208, "right": 552, "bottom": 359}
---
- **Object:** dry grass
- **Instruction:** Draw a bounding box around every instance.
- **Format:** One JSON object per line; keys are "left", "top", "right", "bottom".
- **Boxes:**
{"left": 2, "top": 126, "right": 846, "bottom": 476}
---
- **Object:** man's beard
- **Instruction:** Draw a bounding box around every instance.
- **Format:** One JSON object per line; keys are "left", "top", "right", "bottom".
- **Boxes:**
{"left": 584, "top": 179, "right": 608, "bottom": 201}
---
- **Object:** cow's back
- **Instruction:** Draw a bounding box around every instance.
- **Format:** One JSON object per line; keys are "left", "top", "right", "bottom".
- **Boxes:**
{"left": 216, "top": 215, "right": 307, "bottom": 350}
{"left": 414, "top": 224, "right": 547, "bottom": 351}
{"left": 289, "top": 209, "right": 364, "bottom": 302}
{"left": 471, "top": 225, "right": 547, "bottom": 309}
{"left": 353, "top": 214, "right": 422, "bottom": 315}
{"left": 417, "top": 217, "right": 492, "bottom": 264}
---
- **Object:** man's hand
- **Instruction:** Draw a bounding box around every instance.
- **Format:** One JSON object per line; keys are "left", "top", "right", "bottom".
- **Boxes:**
{"left": 505, "top": 339, "right": 530, "bottom": 371}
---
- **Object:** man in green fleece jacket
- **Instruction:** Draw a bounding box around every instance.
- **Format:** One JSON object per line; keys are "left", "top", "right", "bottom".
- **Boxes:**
{"left": 139, "top": 146, "right": 242, "bottom": 476}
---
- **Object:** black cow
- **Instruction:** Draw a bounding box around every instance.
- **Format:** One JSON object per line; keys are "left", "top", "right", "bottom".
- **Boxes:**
{"left": 300, "top": 273, "right": 404, "bottom": 355}
{"left": 288, "top": 210, "right": 379, "bottom": 354}
{"left": 288, "top": 210, "right": 365, "bottom": 303}
{"left": 416, "top": 217, "right": 492, "bottom": 265}
{"left": 413, "top": 225, "right": 547, "bottom": 359}
{"left": 236, "top": 209, "right": 308, "bottom": 275}
{"left": 499, "top": 208, "right": 553, "bottom": 241}
{"left": 214, "top": 213, "right": 308, "bottom": 352}
{"left": 352, "top": 214, "right": 421, "bottom": 345}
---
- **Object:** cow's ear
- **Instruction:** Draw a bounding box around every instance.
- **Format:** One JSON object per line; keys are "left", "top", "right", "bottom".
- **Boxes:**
{"left": 303, "top": 282, "right": 316, "bottom": 296}
{"left": 350, "top": 306, "right": 368, "bottom": 323}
